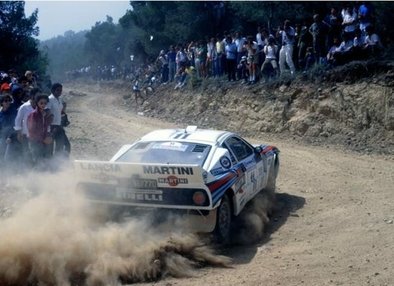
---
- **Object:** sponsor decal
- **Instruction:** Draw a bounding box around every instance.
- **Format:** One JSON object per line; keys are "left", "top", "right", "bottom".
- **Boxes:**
{"left": 143, "top": 166, "right": 194, "bottom": 175}
{"left": 80, "top": 162, "right": 121, "bottom": 172}
{"left": 116, "top": 188, "right": 163, "bottom": 201}
{"left": 210, "top": 167, "right": 224, "bottom": 176}
{"left": 220, "top": 156, "right": 231, "bottom": 169}
{"left": 151, "top": 142, "right": 188, "bottom": 152}
{"left": 158, "top": 176, "right": 188, "bottom": 186}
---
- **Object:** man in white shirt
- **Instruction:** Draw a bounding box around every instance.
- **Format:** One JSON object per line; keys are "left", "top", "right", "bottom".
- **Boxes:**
{"left": 47, "top": 83, "right": 70, "bottom": 158}
{"left": 12, "top": 88, "right": 39, "bottom": 166}
{"left": 277, "top": 20, "right": 296, "bottom": 77}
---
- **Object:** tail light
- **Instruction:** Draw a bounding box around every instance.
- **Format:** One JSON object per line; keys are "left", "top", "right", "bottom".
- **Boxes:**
{"left": 192, "top": 191, "right": 206, "bottom": 205}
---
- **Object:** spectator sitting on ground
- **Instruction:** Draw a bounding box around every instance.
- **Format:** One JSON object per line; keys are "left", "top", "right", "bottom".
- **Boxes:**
{"left": 174, "top": 66, "right": 187, "bottom": 90}
{"left": 304, "top": 47, "right": 316, "bottom": 71}
{"left": 327, "top": 38, "right": 341, "bottom": 66}
{"left": 363, "top": 25, "right": 383, "bottom": 55}
{"left": 237, "top": 56, "right": 249, "bottom": 84}
{"left": 333, "top": 33, "right": 354, "bottom": 65}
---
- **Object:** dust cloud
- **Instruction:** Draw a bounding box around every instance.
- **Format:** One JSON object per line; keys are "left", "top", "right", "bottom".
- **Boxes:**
{"left": 0, "top": 170, "right": 231, "bottom": 286}
{"left": 233, "top": 191, "right": 275, "bottom": 244}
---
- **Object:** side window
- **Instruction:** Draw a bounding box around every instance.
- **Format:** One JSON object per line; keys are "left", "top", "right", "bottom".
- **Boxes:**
{"left": 221, "top": 142, "right": 237, "bottom": 164}
{"left": 226, "top": 137, "right": 254, "bottom": 161}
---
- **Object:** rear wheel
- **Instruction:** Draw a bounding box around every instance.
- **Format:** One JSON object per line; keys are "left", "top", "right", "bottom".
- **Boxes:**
{"left": 213, "top": 194, "right": 232, "bottom": 244}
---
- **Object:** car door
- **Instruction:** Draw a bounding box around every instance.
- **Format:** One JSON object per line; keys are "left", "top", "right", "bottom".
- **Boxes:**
{"left": 223, "top": 136, "right": 263, "bottom": 202}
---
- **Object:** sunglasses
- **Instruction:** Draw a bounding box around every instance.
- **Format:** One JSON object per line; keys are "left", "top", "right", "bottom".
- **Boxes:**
{"left": 2, "top": 99, "right": 12, "bottom": 103}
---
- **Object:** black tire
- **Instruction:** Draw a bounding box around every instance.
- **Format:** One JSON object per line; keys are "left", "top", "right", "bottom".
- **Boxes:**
{"left": 213, "top": 194, "right": 232, "bottom": 244}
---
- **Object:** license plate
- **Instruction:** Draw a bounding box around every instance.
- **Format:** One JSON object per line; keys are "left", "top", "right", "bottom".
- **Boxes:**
{"left": 131, "top": 178, "right": 157, "bottom": 189}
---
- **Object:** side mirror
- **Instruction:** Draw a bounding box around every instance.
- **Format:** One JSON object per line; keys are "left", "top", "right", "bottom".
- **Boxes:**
{"left": 255, "top": 146, "right": 262, "bottom": 154}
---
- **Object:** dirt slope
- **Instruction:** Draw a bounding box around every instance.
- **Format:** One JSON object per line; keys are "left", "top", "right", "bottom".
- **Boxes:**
{"left": 63, "top": 83, "right": 393, "bottom": 286}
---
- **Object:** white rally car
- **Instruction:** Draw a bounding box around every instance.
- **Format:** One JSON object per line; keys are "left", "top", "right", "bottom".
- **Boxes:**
{"left": 75, "top": 126, "right": 279, "bottom": 243}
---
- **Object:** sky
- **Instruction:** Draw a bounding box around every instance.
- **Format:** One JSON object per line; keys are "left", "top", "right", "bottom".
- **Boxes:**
{"left": 24, "top": 1, "right": 131, "bottom": 41}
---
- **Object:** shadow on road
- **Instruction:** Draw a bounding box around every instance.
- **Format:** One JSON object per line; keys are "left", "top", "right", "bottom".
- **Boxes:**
{"left": 222, "top": 191, "right": 306, "bottom": 264}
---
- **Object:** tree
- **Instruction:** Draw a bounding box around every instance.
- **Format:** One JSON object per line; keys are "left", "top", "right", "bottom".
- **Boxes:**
{"left": 0, "top": 1, "right": 47, "bottom": 74}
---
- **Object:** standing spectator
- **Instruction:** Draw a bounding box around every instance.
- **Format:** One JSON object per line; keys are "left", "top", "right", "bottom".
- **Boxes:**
{"left": 215, "top": 34, "right": 224, "bottom": 76}
{"left": 256, "top": 26, "right": 266, "bottom": 67}
{"left": 0, "top": 94, "right": 17, "bottom": 164}
{"left": 235, "top": 32, "right": 246, "bottom": 64}
{"left": 195, "top": 40, "right": 207, "bottom": 78}
{"left": 207, "top": 37, "right": 217, "bottom": 77}
{"left": 297, "top": 21, "right": 312, "bottom": 69}
{"left": 342, "top": 6, "right": 357, "bottom": 39}
{"left": 157, "top": 50, "right": 169, "bottom": 83}
{"left": 27, "top": 94, "right": 52, "bottom": 168}
{"left": 47, "top": 83, "right": 70, "bottom": 158}
{"left": 358, "top": 2, "right": 373, "bottom": 34}
{"left": 278, "top": 20, "right": 296, "bottom": 77}
{"left": 167, "top": 45, "right": 177, "bottom": 82}
{"left": 10, "top": 85, "right": 25, "bottom": 110}
{"left": 132, "top": 77, "right": 143, "bottom": 105}
{"left": 261, "top": 37, "right": 279, "bottom": 81}
{"left": 245, "top": 36, "right": 258, "bottom": 84}
{"left": 324, "top": 8, "right": 343, "bottom": 50}
{"left": 176, "top": 44, "right": 188, "bottom": 71}
{"left": 225, "top": 35, "right": 237, "bottom": 81}
{"left": 12, "top": 87, "right": 39, "bottom": 167}
{"left": 187, "top": 41, "right": 196, "bottom": 67}
{"left": 309, "top": 14, "right": 329, "bottom": 63}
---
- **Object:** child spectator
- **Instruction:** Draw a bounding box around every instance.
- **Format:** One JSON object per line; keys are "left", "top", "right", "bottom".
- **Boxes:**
{"left": 245, "top": 36, "right": 258, "bottom": 84}
{"left": 132, "top": 77, "right": 144, "bottom": 105}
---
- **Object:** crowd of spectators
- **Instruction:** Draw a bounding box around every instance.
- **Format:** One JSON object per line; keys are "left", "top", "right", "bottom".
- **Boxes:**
{"left": 65, "top": 3, "right": 383, "bottom": 103}
{"left": 147, "top": 2, "right": 382, "bottom": 90}
{"left": 0, "top": 69, "right": 70, "bottom": 175}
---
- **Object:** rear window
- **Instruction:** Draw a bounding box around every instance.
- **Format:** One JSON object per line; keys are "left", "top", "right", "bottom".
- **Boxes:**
{"left": 116, "top": 141, "right": 211, "bottom": 166}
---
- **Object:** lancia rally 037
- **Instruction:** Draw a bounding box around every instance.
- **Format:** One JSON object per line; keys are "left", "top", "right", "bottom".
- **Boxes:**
{"left": 75, "top": 126, "right": 280, "bottom": 243}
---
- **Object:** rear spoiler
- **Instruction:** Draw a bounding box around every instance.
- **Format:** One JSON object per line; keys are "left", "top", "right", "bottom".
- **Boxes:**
{"left": 74, "top": 160, "right": 213, "bottom": 210}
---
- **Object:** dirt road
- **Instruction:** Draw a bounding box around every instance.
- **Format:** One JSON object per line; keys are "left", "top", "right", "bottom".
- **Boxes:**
{"left": 65, "top": 83, "right": 393, "bottom": 286}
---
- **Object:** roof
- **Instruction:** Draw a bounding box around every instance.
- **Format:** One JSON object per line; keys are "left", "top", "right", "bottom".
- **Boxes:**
{"left": 139, "top": 127, "right": 231, "bottom": 144}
